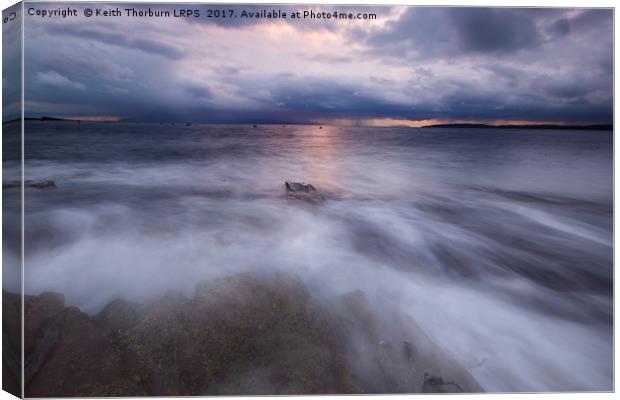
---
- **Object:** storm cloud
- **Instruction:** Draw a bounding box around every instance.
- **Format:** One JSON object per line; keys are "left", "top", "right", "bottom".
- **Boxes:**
{"left": 16, "top": 4, "right": 613, "bottom": 125}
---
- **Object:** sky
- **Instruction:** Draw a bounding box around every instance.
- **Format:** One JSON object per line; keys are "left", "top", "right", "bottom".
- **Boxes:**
{"left": 6, "top": 4, "right": 615, "bottom": 125}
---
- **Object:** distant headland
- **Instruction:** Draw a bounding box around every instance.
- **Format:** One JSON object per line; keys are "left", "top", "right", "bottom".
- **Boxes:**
{"left": 3, "top": 116, "right": 74, "bottom": 125}
{"left": 421, "top": 123, "right": 613, "bottom": 131}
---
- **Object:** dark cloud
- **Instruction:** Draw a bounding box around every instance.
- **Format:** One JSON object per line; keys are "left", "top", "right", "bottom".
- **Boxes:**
{"left": 362, "top": 7, "right": 611, "bottom": 60}
{"left": 447, "top": 8, "right": 540, "bottom": 54}
{"left": 436, "top": 88, "right": 611, "bottom": 123}
{"left": 569, "top": 8, "right": 613, "bottom": 32}
{"left": 47, "top": 24, "right": 184, "bottom": 60}
{"left": 37, "top": 70, "right": 87, "bottom": 91}
{"left": 359, "top": 7, "right": 544, "bottom": 64}
{"left": 533, "top": 72, "right": 611, "bottom": 104}
{"left": 540, "top": 79, "right": 591, "bottom": 99}
{"left": 363, "top": 8, "right": 452, "bottom": 59}
{"left": 546, "top": 18, "right": 570, "bottom": 38}
{"left": 153, "top": 73, "right": 611, "bottom": 124}
{"left": 185, "top": 85, "right": 213, "bottom": 99}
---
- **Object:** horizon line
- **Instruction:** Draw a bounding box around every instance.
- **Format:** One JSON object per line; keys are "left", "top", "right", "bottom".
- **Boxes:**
{"left": 3, "top": 116, "right": 614, "bottom": 130}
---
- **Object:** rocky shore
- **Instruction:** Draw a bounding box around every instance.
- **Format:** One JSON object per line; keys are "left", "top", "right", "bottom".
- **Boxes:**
{"left": 5, "top": 272, "right": 482, "bottom": 397}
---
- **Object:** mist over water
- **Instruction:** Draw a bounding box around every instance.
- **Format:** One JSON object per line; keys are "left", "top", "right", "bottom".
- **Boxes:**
{"left": 7, "top": 122, "right": 612, "bottom": 392}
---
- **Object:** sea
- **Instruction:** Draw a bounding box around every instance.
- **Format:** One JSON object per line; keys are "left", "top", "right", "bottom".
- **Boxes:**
{"left": 2, "top": 122, "right": 613, "bottom": 392}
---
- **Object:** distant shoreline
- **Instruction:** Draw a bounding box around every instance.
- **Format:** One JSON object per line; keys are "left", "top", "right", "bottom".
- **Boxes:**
{"left": 2, "top": 118, "right": 613, "bottom": 131}
{"left": 3, "top": 116, "right": 74, "bottom": 125}
{"left": 420, "top": 123, "right": 613, "bottom": 131}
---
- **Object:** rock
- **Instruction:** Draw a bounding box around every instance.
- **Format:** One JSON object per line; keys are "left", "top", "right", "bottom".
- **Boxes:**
{"left": 23, "top": 292, "right": 65, "bottom": 354}
{"left": 284, "top": 181, "right": 323, "bottom": 202}
{"left": 22, "top": 273, "right": 360, "bottom": 396}
{"left": 22, "top": 291, "right": 140, "bottom": 397}
{"left": 95, "top": 299, "right": 142, "bottom": 332}
{"left": 26, "top": 306, "right": 142, "bottom": 397}
{"left": 3, "top": 180, "right": 56, "bottom": 189}
{"left": 120, "top": 272, "right": 358, "bottom": 395}
{"left": 26, "top": 180, "right": 57, "bottom": 189}
{"left": 17, "top": 273, "right": 482, "bottom": 396}
{"left": 2, "top": 291, "right": 22, "bottom": 397}
{"left": 23, "top": 292, "right": 66, "bottom": 385}
{"left": 330, "top": 289, "right": 482, "bottom": 394}
{"left": 422, "top": 373, "right": 465, "bottom": 393}
{"left": 285, "top": 181, "right": 316, "bottom": 193}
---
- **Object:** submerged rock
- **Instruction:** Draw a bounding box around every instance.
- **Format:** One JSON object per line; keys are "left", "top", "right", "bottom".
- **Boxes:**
{"left": 3, "top": 180, "right": 56, "bottom": 189}
{"left": 285, "top": 181, "right": 323, "bottom": 202}
{"left": 285, "top": 181, "right": 316, "bottom": 194}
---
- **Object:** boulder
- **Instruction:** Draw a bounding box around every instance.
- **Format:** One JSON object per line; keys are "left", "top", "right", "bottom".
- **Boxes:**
{"left": 284, "top": 181, "right": 323, "bottom": 202}
{"left": 117, "top": 272, "right": 359, "bottom": 395}
{"left": 23, "top": 292, "right": 139, "bottom": 397}
{"left": 22, "top": 273, "right": 360, "bottom": 396}
{"left": 18, "top": 272, "right": 482, "bottom": 396}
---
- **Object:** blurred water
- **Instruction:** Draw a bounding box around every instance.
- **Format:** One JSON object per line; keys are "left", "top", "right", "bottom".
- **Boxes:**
{"left": 5, "top": 122, "right": 613, "bottom": 392}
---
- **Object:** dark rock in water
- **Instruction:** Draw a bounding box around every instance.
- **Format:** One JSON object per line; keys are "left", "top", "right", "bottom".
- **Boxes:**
{"left": 285, "top": 181, "right": 323, "bottom": 202}
{"left": 3, "top": 180, "right": 56, "bottom": 189}
{"left": 286, "top": 181, "right": 316, "bottom": 194}
{"left": 253, "top": 125, "right": 258, "bottom": 128}
{"left": 422, "top": 373, "right": 465, "bottom": 393}
{"left": 27, "top": 180, "right": 57, "bottom": 189}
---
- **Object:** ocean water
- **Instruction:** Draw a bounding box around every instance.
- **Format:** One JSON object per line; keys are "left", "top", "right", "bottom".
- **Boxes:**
{"left": 4, "top": 122, "right": 613, "bottom": 392}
